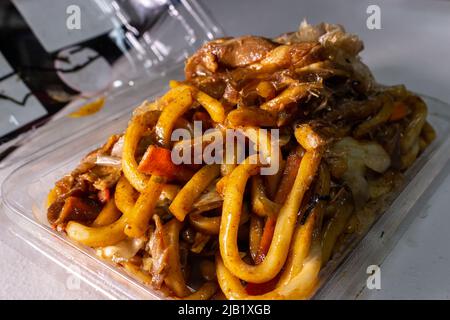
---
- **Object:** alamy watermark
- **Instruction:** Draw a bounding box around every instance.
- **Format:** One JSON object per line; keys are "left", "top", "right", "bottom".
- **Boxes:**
{"left": 366, "top": 5, "right": 382, "bottom": 30}
{"left": 366, "top": 264, "right": 381, "bottom": 290}
{"left": 66, "top": 5, "right": 81, "bottom": 30}
{"left": 66, "top": 264, "right": 81, "bottom": 290}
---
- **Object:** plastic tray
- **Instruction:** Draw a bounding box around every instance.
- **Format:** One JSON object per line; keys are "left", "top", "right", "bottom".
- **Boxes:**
{"left": 2, "top": 1, "right": 450, "bottom": 300}
{"left": 0, "top": 71, "right": 184, "bottom": 299}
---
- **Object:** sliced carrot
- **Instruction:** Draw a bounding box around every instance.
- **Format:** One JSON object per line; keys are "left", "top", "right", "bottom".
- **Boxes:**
{"left": 138, "top": 145, "right": 194, "bottom": 181}
{"left": 255, "top": 149, "right": 303, "bottom": 263}
{"left": 55, "top": 196, "right": 101, "bottom": 225}
{"left": 245, "top": 149, "right": 303, "bottom": 294}
{"left": 273, "top": 150, "right": 303, "bottom": 205}
{"left": 389, "top": 101, "right": 409, "bottom": 121}
{"left": 254, "top": 217, "right": 276, "bottom": 264}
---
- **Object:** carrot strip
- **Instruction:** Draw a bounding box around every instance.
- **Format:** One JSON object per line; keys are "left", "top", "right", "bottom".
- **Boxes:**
{"left": 256, "top": 149, "right": 303, "bottom": 262}
{"left": 254, "top": 217, "right": 276, "bottom": 264}
{"left": 274, "top": 150, "right": 303, "bottom": 204}
{"left": 389, "top": 101, "right": 409, "bottom": 121}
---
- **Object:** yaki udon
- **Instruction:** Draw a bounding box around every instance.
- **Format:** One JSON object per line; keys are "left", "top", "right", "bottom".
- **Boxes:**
{"left": 46, "top": 21, "right": 435, "bottom": 299}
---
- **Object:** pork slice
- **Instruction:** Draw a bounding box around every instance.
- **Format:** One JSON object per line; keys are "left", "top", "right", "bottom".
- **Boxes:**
{"left": 185, "top": 36, "right": 276, "bottom": 78}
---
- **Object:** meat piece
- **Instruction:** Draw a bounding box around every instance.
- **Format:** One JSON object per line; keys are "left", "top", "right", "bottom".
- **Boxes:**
{"left": 215, "top": 36, "right": 277, "bottom": 68}
{"left": 188, "top": 76, "right": 227, "bottom": 100}
{"left": 79, "top": 165, "right": 122, "bottom": 191}
{"left": 49, "top": 196, "right": 101, "bottom": 226}
{"left": 274, "top": 20, "right": 363, "bottom": 55}
{"left": 47, "top": 135, "right": 123, "bottom": 226}
{"left": 185, "top": 36, "right": 276, "bottom": 79}
{"left": 324, "top": 96, "right": 383, "bottom": 123}
{"left": 69, "top": 135, "right": 121, "bottom": 179}
{"left": 47, "top": 200, "right": 65, "bottom": 225}
{"left": 275, "top": 21, "right": 374, "bottom": 93}
{"left": 224, "top": 43, "right": 323, "bottom": 90}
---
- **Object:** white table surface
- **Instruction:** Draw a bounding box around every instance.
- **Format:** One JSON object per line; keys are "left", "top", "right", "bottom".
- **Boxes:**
{"left": 1, "top": 0, "right": 450, "bottom": 299}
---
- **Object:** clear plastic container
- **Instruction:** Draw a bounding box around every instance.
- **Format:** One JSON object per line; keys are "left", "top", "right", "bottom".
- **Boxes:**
{"left": 0, "top": 0, "right": 224, "bottom": 169}
{"left": 315, "top": 95, "right": 450, "bottom": 299}
{"left": 2, "top": 0, "right": 450, "bottom": 300}
{"left": 0, "top": 77, "right": 181, "bottom": 300}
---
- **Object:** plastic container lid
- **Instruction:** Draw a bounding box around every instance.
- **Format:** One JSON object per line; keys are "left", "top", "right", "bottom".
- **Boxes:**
{"left": 0, "top": 0, "right": 224, "bottom": 169}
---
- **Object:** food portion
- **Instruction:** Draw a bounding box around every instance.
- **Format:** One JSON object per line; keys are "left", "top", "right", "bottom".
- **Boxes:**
{"left": 46, "top": 22, "right": 435, "bottom": 299}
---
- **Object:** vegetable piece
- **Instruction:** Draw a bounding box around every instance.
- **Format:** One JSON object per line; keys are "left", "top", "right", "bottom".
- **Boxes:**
{"left": 191, "top": 184, "right": 223, "bottom": 213}
{"left": 54, "top": 196, "right": 101, "bottom": 226}
{"left": 255, "top": 149, "right": 302, "bottom": 264}
{"left": 249, "top": 215, "right": 263, "bottom": 262}
{"left": 328, "top": 137, "right": 391, "bottom": 208}
{"left": 96, "top": 237, "right": 146, "bottom": 262}
{"left": 274, "top": 150, "right": 303, "bottom": 204}
{"left": 138, "top": 145, "right": 193, "bottom": 182}
{"left": 190, "top": 232, "right": 211, "bottom": 254}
